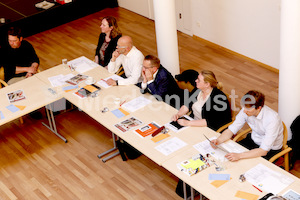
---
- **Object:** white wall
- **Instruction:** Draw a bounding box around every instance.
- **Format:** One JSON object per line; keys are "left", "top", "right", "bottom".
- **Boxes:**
{"left": 191, "top": 0, "right": 281, "bottom": 69}
{"left": 118, "top": 0, "right": 281, "bottom": 69}
{"left": 118, "top": 0, "right": 154, "bottom": 19}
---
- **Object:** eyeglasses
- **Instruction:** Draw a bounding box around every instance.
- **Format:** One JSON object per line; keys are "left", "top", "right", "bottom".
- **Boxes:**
{"left": 143, "top": 65, "right": 154, "bottom": 69}
{"left": 117, "top": 45, "right": 126, "bottom": 49}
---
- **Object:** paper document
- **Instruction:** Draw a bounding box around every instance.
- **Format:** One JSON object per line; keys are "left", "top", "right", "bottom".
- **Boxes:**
{"left": 48, "top": 74, "right": 74, "bottom": 87}
{"left": 67, "top": 56, "right": 98, "bottom": 73}
{"left": 97, "top": 75, "right": 124, "bottom": 88}
{"left": 244, "top": 163, "right": 294, "bottom": 194}
{"left": 193, "top": 136, "right": 245, "bottom": 161}
{"left": 121, "top": 96, "right": 152, "bottom": 112}
{"left": 283, "top": 189, "right": 300, "bottom": 200}
{"left": 155, "top": 137, "right": 187, "bottom": 156}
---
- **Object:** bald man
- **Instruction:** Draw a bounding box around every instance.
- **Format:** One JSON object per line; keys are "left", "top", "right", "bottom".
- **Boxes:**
{"left": 106, "top": 36, "right": 144, "bottom": 86}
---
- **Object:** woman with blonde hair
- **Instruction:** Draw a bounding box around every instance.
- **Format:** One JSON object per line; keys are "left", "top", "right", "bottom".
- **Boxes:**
{"left": 95, "top": 16, "right": 122, "bottom": 67}
{"left": 172, "top": 70, "right": 231, "bottom": 131}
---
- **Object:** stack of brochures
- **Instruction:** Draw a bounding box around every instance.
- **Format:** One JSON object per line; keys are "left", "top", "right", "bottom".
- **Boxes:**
{"left": 177, "top": 154, "right": 211, "bottom": 176}
{"left": 74, "top": 84, "right": 100, "bottom": 98}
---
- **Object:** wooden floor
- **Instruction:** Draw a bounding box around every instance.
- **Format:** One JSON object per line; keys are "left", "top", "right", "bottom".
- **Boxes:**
{"left": 0, "top": 6, "right": 299, "bottom": 200}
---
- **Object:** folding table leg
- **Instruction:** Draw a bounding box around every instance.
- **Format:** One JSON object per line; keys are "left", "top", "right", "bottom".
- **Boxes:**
{"left": 42, "top": 105, "right": 67, "bottom": 143}
{"left": 97, "top": 132, "right": 120, "bottom": 162}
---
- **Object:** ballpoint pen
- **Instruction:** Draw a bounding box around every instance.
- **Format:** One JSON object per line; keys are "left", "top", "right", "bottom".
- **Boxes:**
{"left": 120, "top": 100, "right": 126, "bottom": 107}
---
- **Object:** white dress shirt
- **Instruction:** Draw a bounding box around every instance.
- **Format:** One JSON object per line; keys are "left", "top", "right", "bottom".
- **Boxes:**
{"left": 229, "top": 105, "right": 283, "bottom": 151}
{"left": 107, "top": 46, "right": 144, "bottom": 85}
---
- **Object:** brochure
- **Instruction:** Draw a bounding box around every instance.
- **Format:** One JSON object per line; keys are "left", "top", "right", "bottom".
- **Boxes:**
{"left": 74, "top": 84, "right": 101, "bottom": 98}
{"left": 65, "top": 74, "right": 88, "bottom": 85}
{"left": 134, "top": 121, "right": 160, "bottom": 138}
{"left": 114, "top": 117, "right": 143, "bottom": 133}
{"left": 177, "top": 154, "right": 211, "bottom": 176}
{"left": 7, "top": 89, "right": 26, "bottom": 103}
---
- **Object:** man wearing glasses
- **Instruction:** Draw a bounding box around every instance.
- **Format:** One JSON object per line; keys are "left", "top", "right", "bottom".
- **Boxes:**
{"left": 137, "top": 55, "right": 180, "bottom": 108}
{"left": 106, "top": 35, "right": 144, "bottom": 86}
{"left": 212, "top": 90, "right": 283, "bottom": 161}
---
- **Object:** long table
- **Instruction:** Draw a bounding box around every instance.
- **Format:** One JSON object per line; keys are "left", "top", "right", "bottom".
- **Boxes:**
{"left": 2, "top": 58, "right": 300, "bottom": 200}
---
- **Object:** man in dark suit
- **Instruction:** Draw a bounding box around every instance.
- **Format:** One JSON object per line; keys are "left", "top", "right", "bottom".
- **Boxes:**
{"left": 137, "top": 55, "right": 180, "bottom": 108}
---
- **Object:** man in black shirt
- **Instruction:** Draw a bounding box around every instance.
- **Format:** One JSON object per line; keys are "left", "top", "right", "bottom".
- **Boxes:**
{"left": 2, "top": 27, "right": 39, "bottom": 84}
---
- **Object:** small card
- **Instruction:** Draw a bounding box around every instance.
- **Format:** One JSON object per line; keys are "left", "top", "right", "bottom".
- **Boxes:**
{"left": 63, "top": 85, "right": 78, "bottom": 91}
{"left": 208, "top": 173, "right": 230, "bottom": 180}
{"left": 111, "top": 109, "right": 126, "bottom": 118}
{"left": 151, "top": 133, "right": 170, "bottom": 143}
{"left": 235, "top": 191, "right": 259, "bottom": 200}
{"left": 6, "top": 104, "right": 20, "bottom": 113}
{"left": 210, "top": 178, "right": 232, "bottom": 188}
{"left": 0, "top": 111, "right": 4, "bottom": 120}
{"left": 15, "top": 105, "right": 26, "bottom": 110}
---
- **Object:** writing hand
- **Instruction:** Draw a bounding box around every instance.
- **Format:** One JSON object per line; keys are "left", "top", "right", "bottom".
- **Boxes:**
{"left": 105, "top": 78, "right": 117, "bottom": 86}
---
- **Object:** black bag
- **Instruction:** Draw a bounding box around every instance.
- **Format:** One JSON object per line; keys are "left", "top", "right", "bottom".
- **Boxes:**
{"left": 175, "top": 179, "right": 191, "bottom": 198}
{"left": 116, "top": 139, "right": 142, "bottom": 161}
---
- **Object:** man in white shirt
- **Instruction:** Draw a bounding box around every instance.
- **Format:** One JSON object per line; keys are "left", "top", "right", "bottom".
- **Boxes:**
{"left": 212, "top": 90, "right": 283, "bottom": 161}
{"left": 106, "top": 36, "right": 144, "bottom": 86}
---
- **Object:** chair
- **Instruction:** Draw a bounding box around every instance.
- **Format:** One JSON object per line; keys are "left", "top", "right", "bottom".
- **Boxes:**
{"left": 232, "top": 122, "right": 292, "bottom": 171}
{"left": 216, "top": 93, "right": 236, "bottom": 133}
{"left": 0, "top": 66, "right": 5, "bottom": 88}
{"left": 115, "top": 66, "right": 124, "bottom": 76}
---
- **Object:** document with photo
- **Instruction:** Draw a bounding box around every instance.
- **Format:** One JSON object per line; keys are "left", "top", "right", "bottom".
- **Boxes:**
{"left": 134, "top": 121, "right": 160, "bottom": 138}
{"left": 7, "top": 89, "right": 26, "bottom": 103}
{"left": 114, "top": 116, "right": 143, "bottom": 133}
{"left": 65, "top": 74, "right": 88, "bottom": 85}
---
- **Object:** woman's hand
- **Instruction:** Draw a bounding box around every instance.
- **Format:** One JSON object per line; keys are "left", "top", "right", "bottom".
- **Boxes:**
{"left": 177, "top": 119, "right": 190, "bottom": 126}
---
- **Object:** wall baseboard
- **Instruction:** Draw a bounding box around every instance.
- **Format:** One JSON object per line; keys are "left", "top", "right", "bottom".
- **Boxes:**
{"left": 192, "top": 35, "right": 279, "bottom": 74}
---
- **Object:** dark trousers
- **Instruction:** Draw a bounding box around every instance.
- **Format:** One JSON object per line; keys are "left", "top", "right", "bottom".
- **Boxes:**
{"left": 238, "top": 134, "right": 281, "bottom": 160}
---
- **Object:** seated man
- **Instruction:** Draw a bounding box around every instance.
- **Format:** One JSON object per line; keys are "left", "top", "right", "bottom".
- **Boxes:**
{"left": 212, "top": 90, "right": 283, "bottom": 161}
{"left": 106, "top": 35, "right": 144, "bottom": 86}
{"left": 2, "top": 27, "right": 39, "bottom": 84}
{"left": 137, "top": 55, "right": 181, "bottom": 108}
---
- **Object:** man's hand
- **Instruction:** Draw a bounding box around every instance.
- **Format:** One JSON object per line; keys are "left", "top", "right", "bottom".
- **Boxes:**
{"left": 225, "top": 153, "right": 241, "bottom": 162}
{"left": 111, "top": 50, "right": 120, "bottom": 62}
{"left": 27, "top": 66, "right": 37, "bottom": 74}
{"left": 210, "top": 139, "right": 220, "bottom": 149}
{"left": 142, "top": 68, "right": 154, "bottom": 83}
{"left": 106, "top": 78, "right": 117, "bottom": 86}
{"left": 25, "top": 73, "right": 33, "bottom": 78}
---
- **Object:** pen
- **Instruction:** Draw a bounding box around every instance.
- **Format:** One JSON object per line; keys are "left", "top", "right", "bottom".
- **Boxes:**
{"left": 252, "top": 185, "right": 262, "bottom": 192}
{"left": 119, "top": 100, "right": 126, "bottom": 107}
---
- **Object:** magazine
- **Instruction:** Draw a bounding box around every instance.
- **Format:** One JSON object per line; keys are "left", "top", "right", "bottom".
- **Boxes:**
{"left": 177, "top": 154, "right": 211, "bottom": 176}
{"left": 114, "top": 117, "right": 143, "bottom": 133}
{"left": 74, "top": 84, "right": 101, "bottom": 98}
{"left": 134, "top": 121, "right": 160, "bottom": 138}
{"left": 65, "top": 74, "right": 88, "bottom": 85}
{"left": 7, "top": 90, "right": 26, "bottom": 103}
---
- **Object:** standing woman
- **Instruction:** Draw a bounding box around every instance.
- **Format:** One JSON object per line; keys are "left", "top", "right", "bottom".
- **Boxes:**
{"left": 172, "top": 70, "right": 232, "bottom": 131}
{"left": 95, "top": 16, "right": 122, "bottom": 67}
